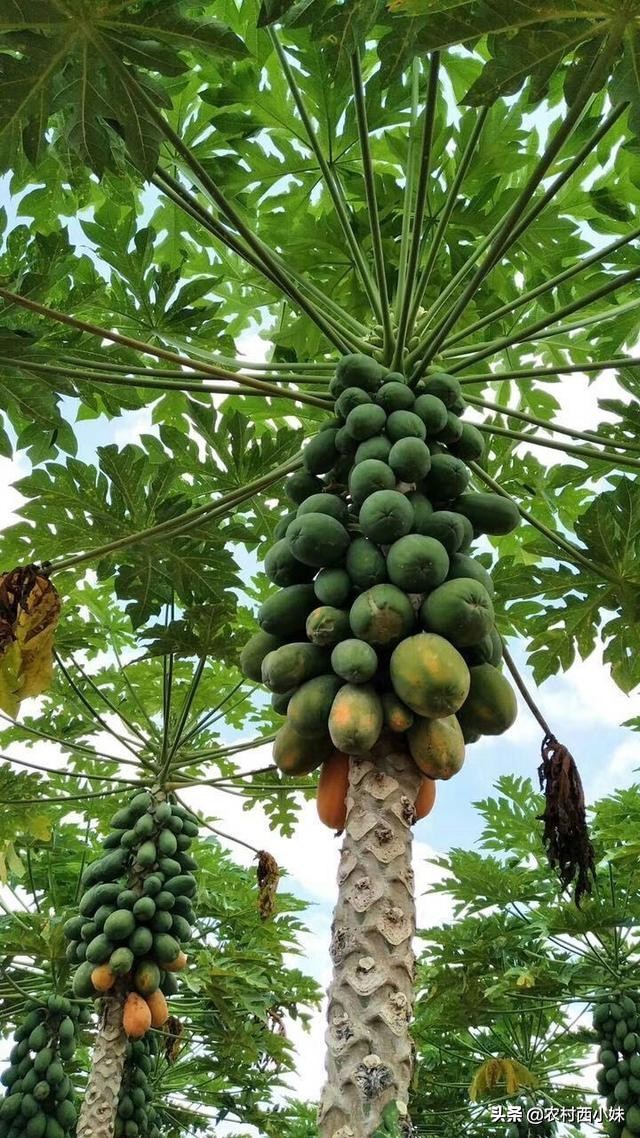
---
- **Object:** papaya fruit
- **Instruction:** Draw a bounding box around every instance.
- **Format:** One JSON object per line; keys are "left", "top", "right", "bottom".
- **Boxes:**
{"left": 454, "top": 491, "right": 521, "bottom": 536}
{"left": 335, "top": 386, "right": 372, "bottom": 419}
{"left": 297, "top": 493, "right": 349, "bottom": 525}
{"left": 103, "top": 909, "right": 136, "bottom": 942}
{"left": 240, "top": 628, "right": 284, "bottom": 678}
{"left": 349, "top": 584, "right": 415, "bottom": 646}
{"left": 418, "top": 510, "right": 468, "bottom": 555}
{"left": 85, "top": 934, "right": 114, "bottom": 965}
{"left": 328, "top": 684, "right": 383, "bottom": 756}
{"left": 348, "top": 459, "right": 395, "bottom": 507}
{"left": 436, "top": 411, "right": 464, "bottom": 444}
{"left": 334, "top": 353, "right": 386, "bottom": 393}
{"left": 110, "top": 947, "right": 134, "bottom": 975}
{"left": 164, "top": 874, "right": 197, "bottom": 898}
{"left": 72, "top": 961, "right": 97, "bottom": 999}
{"left": 414, "top": 778, "right": 436, "bottom": 821}
{"left": 345, "top": 537, "right": 388, "bottom": 591}
{"left": 335, "top": 425, "right": 358, "bottom": 456}
{"left": 449, "top": 421, "right": 485, "bottom": 463}
{"left": 418, "top": 372, "right": 462, "bottom": 408}
{"left": 375, "top": 380, "right": 415, "bottom": 413}
{"left": 386, "top": 534, "right": 449, "bottom": 593}
{"left": 274, "top": 720, "right": 334, "bottom": 775}
{"left": 80, "top": 850, "right": 129, "bottom": 891}
{"left": 286, "top": 513, "right": 350, "bottom": 568}
{"left": 302, "top": 429, "right": 339, "bottom": 474}
{"left": 306, "top": 606, "right": 350, "bottom": 646}
{"left": 261, "top": 642, "right": 329, "bottom": 693}
{"left": 134, "top": 961, "right": 161, "bottom": 997}
{"left": 407, "top": 715, "right": 465, "bottom": 780}
{"left": 388, "top": 437, "right": 431, "bottom": 482}
{"left": 331, "top": 639, "right": 378, "bottom": 684}
{"left": 272, "top": 688, "right": 295, "bottom": 716}
{"left": 145, "top": 990, "right": 169, "bottom": 1029}
{"left": 264, "top": 539, "right": 314, "bottom": 587}
{"left": 287, "top": 675, "right": 343, "bottom": 738}
{"left": 386, "top": 410, "right": 426, "bottom": 443}
{"left": 381, "top": 691, "right": 414, "bottom": 734}
{"left": 129, "top": 927, "right": 153, "bottom": 956}
{"left": 422, "top": 455, "right": 470, "bottom": 504}
{"left": 406, "top": 491, "right": 434, "bottom": 533}
{"left": 164, "top": 950, "right": 188, "bottom": 973}
{"left": 123, "top": 993, "right": 152, "bottom": 1040}
{"left": 285, "top": 469, "right": 323, "bottom": 504}
{"left": 463, "top": 628, "right": 502, "bottom": 667}
{"left": 355, "top": 435, "right": 392, "bottom": 464}
{"left": 316, "top": 752, "right": 350, "bottom": 830}
{"left": 456, "top": 663, "right": 517, "bottom": 736}
{"left": 90, "top": 964, "right": 115, "bottom": 992}
{"left": 446, "top": 552, "right": 494, "bottom": 596}
{"left": 345, "top": 403, "right": 387, "bottom": 441}
{"left": 413, "top": 393, "right": 448, "bottom": 435}
{"left": 258, "top": 583, "right": 317, "bottom": 638}
{"left": 359, "top": 489, "right": 414, "bottom": 544}
{"left": 274, "top": 510, "right": 296, "bottom": 539}
{"left": 390, "top": 632, "right": 470, "bottom": 718}
{"left": 420, "top": 577, "right": 494, "bottom": 647}
{"left": 314, "top": 567, "right": 352, "bottom": 607}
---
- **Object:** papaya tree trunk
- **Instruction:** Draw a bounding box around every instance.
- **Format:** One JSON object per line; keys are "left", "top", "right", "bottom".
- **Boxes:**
{"left": 77, "top": 989, "right": 127, "bottom": 1138}
{"left": 318, "top": 737, "right": 422, "bottom": 1138}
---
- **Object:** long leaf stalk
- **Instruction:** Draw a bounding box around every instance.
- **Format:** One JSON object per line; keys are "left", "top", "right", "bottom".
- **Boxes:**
{"left": 468, "top": 462, "right": 618, "bottom": 585}
{"left": 395, "top": 60, "right": 422, "bottom": 319}
{"left": 61, "top": 356, "right": 333, "bottom": 377}
{"left": 165, "top": 656, "right": 207, "bottom": 770}
{"left": 0, "top": 712, "right": 139, "bottom": 766}
{"left": 66, "top": 652, "right": 150, "bottom": 747}
{"left": 410, "top": 97, "right": 624, "bottom": 357}
{"left": 412, "top": 38, "right": 625, "bottom": 374}
{"left": 407, "top": 105, "right": 489, "bottom": 332}
{"left": 467, "top": 393, "right": 640, "bottom": 454}
{"left": 152, "top": 166, "right": 370, "bottom": 350}
{"left": 107, "top": 636, "right": 160, "bottom": 741}
{"left": 350, "top": 50, "right": 393, "bottom": 360}
{"left": 441, "top": 222, "right": 640, "bottom": 349}
{"left": 53, "top": 653, "right": 142, "bottom": 759}
{"left": 11, "top": 355, "right": 332, "bottom": 409}
{"left": 457, "top": 355, "right": 640, "bottom": 384}
{"left": 475, "top": 420, "right": 640, "bottom": 470}
{"left": 392, "top": 52, "right": 440, "bottom": 370}
{"left": 107, "top": 55, "right": 353, "bottom": 354}
{"left": 270, "top": 29, "right": 383, "bottom": 322}
{"left": 49, "top": 456, "right": 301, "bottom": 575}
{"left": 0, "top": 288, "right": 336, "bottom": 402}
{"left": 442, "top": 265, "right": 640, "bottom": 371}
{"left": 176, "top": 681, "right": 248, "bottom": 749}
{"left": 6, "top": 753, "right": 138, "bottom": 786}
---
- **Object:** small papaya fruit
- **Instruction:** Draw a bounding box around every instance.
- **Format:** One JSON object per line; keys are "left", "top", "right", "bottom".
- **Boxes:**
{"left": 164, "top": 951, "right": 188, "bottom": 973}
{"left": 316, "top": 752, "right": 350, "bottom": 831}
{"left": 122, "top": 992, "right": 152, "bottom": 1039}
{"left": 145, "top": 989, "right": 169, "bottom": 1028}
{"left": 90, "top": 964, "right": 115, "bottom": 993}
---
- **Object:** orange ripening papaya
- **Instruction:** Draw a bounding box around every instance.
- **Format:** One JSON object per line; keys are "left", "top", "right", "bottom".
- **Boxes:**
{"left": 316, "top": 751, "right": 350, "bottom": 830}
{"left": 145, "top": 989, "right": 169, "bottom": 1028}
{"left": 123, "top": 991, "right": 152, "bottom": 1039}
{"left": 165, "top": 951, "right": 188, "bottom": 973}
{"left": 414, "top": 778, "right": 436, "bottom": 822}
{"left": 90, "top": 964, "right": 115, "bottom": 993}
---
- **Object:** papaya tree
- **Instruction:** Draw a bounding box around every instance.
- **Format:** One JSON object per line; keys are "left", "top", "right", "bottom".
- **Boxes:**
{"left": 0, "top": 2, "right": 639, "bottom": 1136}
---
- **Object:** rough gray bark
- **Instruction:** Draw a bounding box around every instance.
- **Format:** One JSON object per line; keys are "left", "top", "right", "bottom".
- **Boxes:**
{"left": 77, "top": 989, "right": 128, "bottom": 1138}
{"left": 318, "top": 737, "right": 422, "bottom": 1138}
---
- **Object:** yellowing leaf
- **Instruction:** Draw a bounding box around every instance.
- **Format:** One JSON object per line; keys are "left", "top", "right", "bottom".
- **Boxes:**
{"left": 0, "top": 640, "right": 21, "bottom": 717}
{"left": 28, "top": 815, "right": 53, "bottom": 843}
{"left": 0, "top": 569, "right": 60, "bottom": 718}
{"left": 469, "top": 1057, "right": 538, "bottom": 1101}
{"left": 6, "top": 841, "right": 24, "bottom": 879}
{"left": 15, "top": 574, "right": 60, "bottom": 698}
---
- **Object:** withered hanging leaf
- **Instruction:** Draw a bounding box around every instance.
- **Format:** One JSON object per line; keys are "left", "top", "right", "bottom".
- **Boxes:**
{"left": 256, "top": 850, "right": 279, "bottom": 921}
{"left": 0, "top": 566, "right": 60, "bottom": 717}
{"left": 164, "top": 1016, "right": 184, "bottom": 1065}
{"left": 538, "top": 733, "right": 596, "bottom": 907}
{"left": 469, "top": 1057, "right": 538, "bottom": 1102}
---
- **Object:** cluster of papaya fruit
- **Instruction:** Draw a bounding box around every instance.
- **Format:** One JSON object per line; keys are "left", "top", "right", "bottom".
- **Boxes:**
{"left": 241, "top": 353, "right": 519, "bottom": 825}
{"left": 64, "top": 790, "right": 198, "bottom": 1038}
{"left": 594, "top": 991, "right": 640, "bottom": 1136}
{"left": 0, "top": 995, "right": 87, "bottom": 1138}
{"left": 114, "top": 1035, "right": 163, "bottom": 1138}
